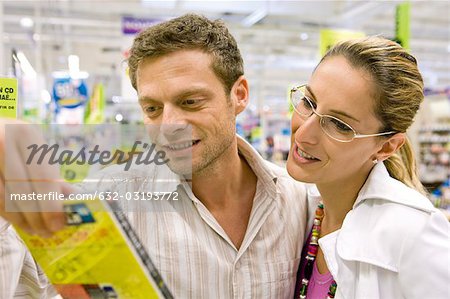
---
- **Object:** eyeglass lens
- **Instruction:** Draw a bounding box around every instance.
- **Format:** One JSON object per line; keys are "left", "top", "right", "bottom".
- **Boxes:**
{"left": 291, "top": 87, "right": 356, "bottom": 142}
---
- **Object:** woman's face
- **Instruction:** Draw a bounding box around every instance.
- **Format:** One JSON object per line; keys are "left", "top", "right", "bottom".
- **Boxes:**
{"left": 287, "top": 56, "right": 386, "bottom": 187}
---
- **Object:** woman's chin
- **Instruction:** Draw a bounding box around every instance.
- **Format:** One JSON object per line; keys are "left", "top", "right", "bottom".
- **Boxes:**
{"left": 286, "top": 160, "right": 314, "bottom": 183}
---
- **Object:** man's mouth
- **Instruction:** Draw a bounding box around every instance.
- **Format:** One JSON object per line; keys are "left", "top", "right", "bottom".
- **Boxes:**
{"left": 163, "top": 140, "right": 200, "bottom": 151}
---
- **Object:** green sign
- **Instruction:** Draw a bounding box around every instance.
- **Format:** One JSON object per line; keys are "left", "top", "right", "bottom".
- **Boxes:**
{"left": 84, "top": 83, "right": 105, "bottom": 124}
{"left": 0, "top": 78, "right": 18, "bottom": 118}
{"left": 395, "top": 2, "right": 411, "bottom": 49}
{"left": 320, "top": 29, "right": 365, "bottom": 57}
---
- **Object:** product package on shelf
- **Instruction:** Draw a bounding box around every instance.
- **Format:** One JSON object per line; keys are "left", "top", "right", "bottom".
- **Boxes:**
{"left": 418, "top": 125, "right": 450, "bottom": 186}
{"left": 429, "top": 178, "right": 450, "bottom": 221}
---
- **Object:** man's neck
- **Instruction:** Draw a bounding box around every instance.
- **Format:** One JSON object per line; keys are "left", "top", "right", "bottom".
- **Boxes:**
{"left": 191, "top": 143, "right": 256, "bottom": 209}
{"left": 190, "top": 140, "right": 258, "bottom": 249}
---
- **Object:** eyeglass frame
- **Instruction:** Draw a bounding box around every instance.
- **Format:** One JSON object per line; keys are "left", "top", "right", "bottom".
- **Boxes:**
{"left": 289, "top": 84, "right": 397, "bottom": 143}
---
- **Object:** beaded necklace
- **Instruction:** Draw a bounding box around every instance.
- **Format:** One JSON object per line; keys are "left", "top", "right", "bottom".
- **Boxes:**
{"left": 297, "top": 202, "right": 337, "bottom": 299}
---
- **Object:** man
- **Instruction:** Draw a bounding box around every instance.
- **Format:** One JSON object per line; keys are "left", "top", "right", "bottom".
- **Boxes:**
{"left": 0, "top": 14, "right": 308, "bottom": 298}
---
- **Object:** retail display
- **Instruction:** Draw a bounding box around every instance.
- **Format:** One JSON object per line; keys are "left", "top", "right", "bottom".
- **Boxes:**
{"left": 416, "top": 91, "right": 450, "bottom": 219}
{"left": 0, "top": 77, "right": 17, "bottom": 118}
{"left": 419, "top": 125, "right": 450, "bottom": 184}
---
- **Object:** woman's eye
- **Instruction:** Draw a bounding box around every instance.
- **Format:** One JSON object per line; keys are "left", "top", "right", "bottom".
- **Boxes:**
{"left": 303, "top": 97, "right": 316, "bottom": 110}
{"left": 301, "top": 98, "right": 309, "bottom": 108}
{"left": 331, "top": 118, "right": 352, "bottom": 132}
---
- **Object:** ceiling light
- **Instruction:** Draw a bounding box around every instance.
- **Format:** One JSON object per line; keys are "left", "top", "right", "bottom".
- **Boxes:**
{"left": 300, "top": 33, "right": 309, "bottom": 41}
{"left": 241, "top": 8, "right": 267, "bottom": 27}
{"left": 16, "top": 51, "right": 37, "bottom": 78}
{"left": 115, "top": 113, "right": 124, "bottom": 122}
{"left": 20, "top": 17, "right": 34, "bottom": 28}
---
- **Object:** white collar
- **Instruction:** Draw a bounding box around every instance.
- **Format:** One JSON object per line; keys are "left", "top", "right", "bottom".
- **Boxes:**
{"left": 307, "top": 162, "right": 433, "bottom": 213}
{"left": 353, "top": 162, "right": 433, "bottom": 213}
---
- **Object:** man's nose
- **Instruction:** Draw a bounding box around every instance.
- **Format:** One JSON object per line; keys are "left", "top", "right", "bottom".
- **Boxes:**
{"left": 159, "top": 107, "right": 189, "bottom": 137}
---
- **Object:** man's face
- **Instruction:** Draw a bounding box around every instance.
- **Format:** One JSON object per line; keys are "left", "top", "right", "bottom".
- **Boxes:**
{"left": 136, "top": 50, "right": 239, "bottom": 175}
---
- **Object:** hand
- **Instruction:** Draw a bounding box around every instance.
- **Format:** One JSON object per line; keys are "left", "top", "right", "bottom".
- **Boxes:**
{"left": 0, "top": 119, "right": 69, "bottom": 237}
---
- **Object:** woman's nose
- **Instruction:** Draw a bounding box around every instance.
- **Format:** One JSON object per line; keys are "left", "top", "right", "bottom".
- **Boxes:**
{"left": 293, "top": 113, "right": 322, "bottom": 145}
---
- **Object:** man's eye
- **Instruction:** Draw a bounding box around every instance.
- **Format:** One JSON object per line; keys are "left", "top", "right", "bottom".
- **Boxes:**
{"left": 145, "top": 106, "right": 158, "bottom": 112}
{"left": 143, "top": 105, "right": 161, "bottom": 115}
{"left": 182, "top": 99, "right": 198, "bottom": 105}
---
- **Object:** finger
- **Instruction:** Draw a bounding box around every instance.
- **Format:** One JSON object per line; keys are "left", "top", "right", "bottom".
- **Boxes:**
{"left": 0, "top": 177, "right": 31, "bottom": 232}
{"left": 21, "top": 211, "right": 55, "bottom": 238}
{"left": 3, "top": 142, "right": 40, "bottom": 214}
{"left": 16, "top": 124, "right": 63, "bottom": 213}
{"left": 13, "top": 124, "right": 67, "bottom": 235}
{"left": 40, "top": 182, "right": 78, "bottom": 233}
{"left": 3, "top": 130, "right": 51, "bottom": 235}
{"left": 0, "top": 120, "right": 48, "bottom": 235}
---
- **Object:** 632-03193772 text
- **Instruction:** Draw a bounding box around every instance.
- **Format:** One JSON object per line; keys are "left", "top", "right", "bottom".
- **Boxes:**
{"left": 96, "top": 191, "right": 178, "bottom": 201}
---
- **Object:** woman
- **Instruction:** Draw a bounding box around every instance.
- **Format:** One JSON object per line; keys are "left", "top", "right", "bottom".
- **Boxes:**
{"left": 287, "top": 36, "right": 449, "bottom": 299}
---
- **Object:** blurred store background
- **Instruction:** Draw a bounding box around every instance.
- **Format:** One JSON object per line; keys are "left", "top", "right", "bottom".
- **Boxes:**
{"left": 0, "top": 0, "right": 449, "bottom": 215}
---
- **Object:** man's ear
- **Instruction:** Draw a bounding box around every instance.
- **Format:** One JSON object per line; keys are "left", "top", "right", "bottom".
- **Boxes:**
{"left": 230, "top": 76, "right": 249, "bottom": 115}
{"left": 375, "top": 133, "right": 406, "bottom": 162}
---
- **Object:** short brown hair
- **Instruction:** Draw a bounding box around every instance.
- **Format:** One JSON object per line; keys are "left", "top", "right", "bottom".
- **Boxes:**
{"left": 128, "top": 13, "right": 244, "bottom": 94}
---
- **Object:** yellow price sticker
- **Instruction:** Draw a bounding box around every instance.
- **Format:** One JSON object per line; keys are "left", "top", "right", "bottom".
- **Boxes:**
{"left": 0, "top": 77, "right": 18, "bottom": 118}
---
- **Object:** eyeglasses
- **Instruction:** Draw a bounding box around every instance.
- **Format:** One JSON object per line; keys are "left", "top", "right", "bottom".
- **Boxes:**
{"left": 289, "top": 85, "right": 396, "bottom": 142}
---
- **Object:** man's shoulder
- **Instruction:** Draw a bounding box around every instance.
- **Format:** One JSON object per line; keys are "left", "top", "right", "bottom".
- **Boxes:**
{"left": 262, "top": 160, "right": 307, "bottom": 194}
{"left": 262, "top": 159, "right": 296, "bottom": 180}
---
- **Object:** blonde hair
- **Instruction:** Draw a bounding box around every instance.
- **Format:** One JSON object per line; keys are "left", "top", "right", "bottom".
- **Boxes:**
{"left": 322, "top": 36, "right": 426, "bottom": 194}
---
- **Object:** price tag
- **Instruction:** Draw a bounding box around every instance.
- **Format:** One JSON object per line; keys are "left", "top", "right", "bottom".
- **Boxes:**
{"left": 0, "top": 78, "right": 18, "bottom": 118}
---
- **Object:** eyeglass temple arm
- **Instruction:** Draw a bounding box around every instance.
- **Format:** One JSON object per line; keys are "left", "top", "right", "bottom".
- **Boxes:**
{"left": 354, "top": 131, "right": 397, "bottom": 139}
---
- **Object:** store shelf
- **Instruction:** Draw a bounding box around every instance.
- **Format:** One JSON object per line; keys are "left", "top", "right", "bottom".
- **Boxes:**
{"left": 418, "top": 136, "right": 450, "bottom": 143}
{"left": 419, "top": 125, "right": 450, "bottom": 133}
{"left": 418, "top": 124, "right": 450, "bottom": 184}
